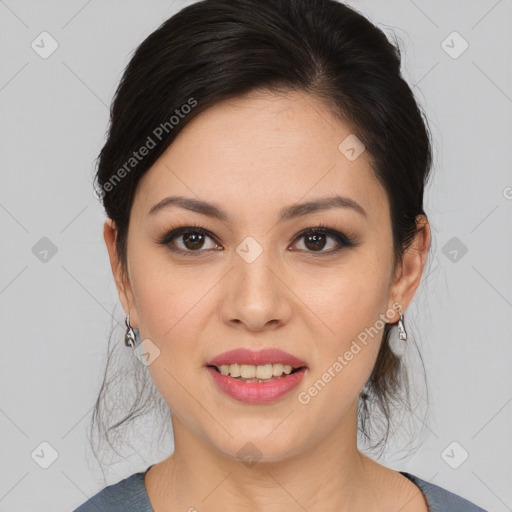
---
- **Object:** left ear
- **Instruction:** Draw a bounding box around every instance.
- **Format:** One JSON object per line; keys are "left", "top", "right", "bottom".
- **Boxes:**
{"left": 387, "top": 215, "right": 431, "bottom": 321}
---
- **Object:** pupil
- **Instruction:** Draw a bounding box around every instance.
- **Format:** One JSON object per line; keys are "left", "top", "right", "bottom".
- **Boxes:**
{"left": 184, "top": 232, "right": 204, "bottom": 250}
{"left": 305, "top": 233, "right": 326, "bottom": 251}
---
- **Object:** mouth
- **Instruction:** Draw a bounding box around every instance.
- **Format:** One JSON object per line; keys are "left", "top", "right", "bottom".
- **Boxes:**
{"left": 207, "top": 363, "right": 306, "bottom": 383}
{"left": 205, "top": 348, "right": 308, "bottom": 402}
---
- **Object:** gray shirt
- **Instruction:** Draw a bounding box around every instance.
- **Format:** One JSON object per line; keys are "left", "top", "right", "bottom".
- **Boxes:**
{"left": 72, "top": 467, "right": 488, "bottom": 511}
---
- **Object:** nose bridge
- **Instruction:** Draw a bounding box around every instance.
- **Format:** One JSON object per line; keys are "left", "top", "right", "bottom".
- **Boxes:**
{"left": 234, "top": 234, "right": 280, "bottom": 297}
{"left": 221, "top": 234, "right": 291, "bottom": 328}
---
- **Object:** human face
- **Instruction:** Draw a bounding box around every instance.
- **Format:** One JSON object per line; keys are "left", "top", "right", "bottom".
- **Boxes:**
{"left": 106, "top": 89, "right": 412, "bottom": 463}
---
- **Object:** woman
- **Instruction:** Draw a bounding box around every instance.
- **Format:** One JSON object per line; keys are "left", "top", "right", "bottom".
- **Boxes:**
{"left": 73, "top": 0, "right": 488, "bottom": 510}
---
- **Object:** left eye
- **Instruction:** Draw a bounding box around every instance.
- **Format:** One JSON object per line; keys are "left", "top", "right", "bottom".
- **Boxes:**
{"left": 292, "top": 228, "right": 348, "bottom": 253}
{"left": 158, "top": 226, "right": 356, "bottom": 256}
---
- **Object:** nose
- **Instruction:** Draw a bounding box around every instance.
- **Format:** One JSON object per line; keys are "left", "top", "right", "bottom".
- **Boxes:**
{"left": 218, "top": 248, "right": 293, "bottom": 332}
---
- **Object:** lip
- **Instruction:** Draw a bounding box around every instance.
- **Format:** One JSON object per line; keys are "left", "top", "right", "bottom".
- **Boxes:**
{"left": 206, "top": 366, "right": 307, "bottom": 403}
{"left": 206, "top": 348, "right": 307, "bottom": 368}
{"left": 205, "top": 348, "right": 308, "bottom": 404}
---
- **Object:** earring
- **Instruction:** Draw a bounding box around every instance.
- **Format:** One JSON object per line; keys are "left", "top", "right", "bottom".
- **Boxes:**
{"left": 397, "top": 311, "right": 407, "bottom": 342}
{"left": 124, "top": 315, "right": 137, "bottom": 348}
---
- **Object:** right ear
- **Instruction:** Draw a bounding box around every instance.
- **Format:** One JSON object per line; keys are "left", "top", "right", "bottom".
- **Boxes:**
{"left": 103, "top": 219, "right": 139, "bottom": 327}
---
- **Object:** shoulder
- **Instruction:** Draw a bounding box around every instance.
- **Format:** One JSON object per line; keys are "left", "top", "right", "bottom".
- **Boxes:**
{"left": 400, "top": 471, "right": 489, "bottom": 512}
{"left": 72, "top": 471, "right": 153, "bottom": 512}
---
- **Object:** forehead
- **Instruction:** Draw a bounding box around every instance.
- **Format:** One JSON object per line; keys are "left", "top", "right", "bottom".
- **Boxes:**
{"left": 133, "top": 90, "right": 387, "bottom": 223}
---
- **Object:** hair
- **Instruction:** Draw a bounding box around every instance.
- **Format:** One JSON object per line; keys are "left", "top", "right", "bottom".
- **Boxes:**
{"left": 89, "top": 0, "right": 435, "bottom": 474}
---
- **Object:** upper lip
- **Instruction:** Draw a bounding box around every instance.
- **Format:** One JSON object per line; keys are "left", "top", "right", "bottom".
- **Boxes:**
{"left": 207, "top": 348, "right": 307, "bottom": 368}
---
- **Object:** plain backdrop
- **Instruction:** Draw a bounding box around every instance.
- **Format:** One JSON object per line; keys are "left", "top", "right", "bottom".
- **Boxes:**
{"left": 0, "top": 1, "right": 511, "bottom": 511}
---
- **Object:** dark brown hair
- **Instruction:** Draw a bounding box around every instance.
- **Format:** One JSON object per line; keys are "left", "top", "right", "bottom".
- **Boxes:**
{"left": 90, "top": 0, "right": 434, "bottom": 472}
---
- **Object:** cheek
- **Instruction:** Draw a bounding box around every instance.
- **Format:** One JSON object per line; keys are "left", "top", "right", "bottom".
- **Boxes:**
{"left": 293, "top": 272, "right": 389, "bottom": 422}
{"left": 128, "top": 253, "right": 219, "bottom": 404}
{"left": 294, "top": 253, "right": 392, "bottom": 335}
{"left": 291, "top": 253, "right": 392, "bottom": 394}
{"left": 131, "top": 265, "right": 214, "bottom": 415}
{"left": 128, "top": 245, "right": 213, "bottom": 342}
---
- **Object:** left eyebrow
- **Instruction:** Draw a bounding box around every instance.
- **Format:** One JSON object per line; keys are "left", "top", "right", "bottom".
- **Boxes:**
{"left": 148, "top": 194, "right": 367, "bottom": 221}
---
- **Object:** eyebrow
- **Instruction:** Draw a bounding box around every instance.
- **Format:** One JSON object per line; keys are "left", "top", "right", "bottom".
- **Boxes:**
{"left": 148, "top": 194, "right": 367, "bottom": 222}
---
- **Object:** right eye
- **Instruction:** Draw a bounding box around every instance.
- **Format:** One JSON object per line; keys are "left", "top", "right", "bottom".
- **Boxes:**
{"left": 157, "top": 225, "right": 222, "bottom": 256}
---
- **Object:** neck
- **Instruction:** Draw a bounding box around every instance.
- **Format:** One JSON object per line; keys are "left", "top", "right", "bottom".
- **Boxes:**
{"left": 145, "top": 404, "right": 385, "bottom": 512}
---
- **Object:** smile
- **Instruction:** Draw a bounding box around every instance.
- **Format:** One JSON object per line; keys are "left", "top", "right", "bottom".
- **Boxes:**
{"left": 206, "top": 365, "right": 307, "bottom": 403}
{"left": 212, "top": 363, "right": 303, "bottom": 381}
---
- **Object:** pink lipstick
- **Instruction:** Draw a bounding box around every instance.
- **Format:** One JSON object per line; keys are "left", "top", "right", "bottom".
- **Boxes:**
{"left": 206, "top": 348, "right": 307, "bottom": 404}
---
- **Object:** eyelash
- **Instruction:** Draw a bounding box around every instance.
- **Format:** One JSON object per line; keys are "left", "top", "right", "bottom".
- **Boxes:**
{"left": 156, "top": 221, "right": 359, "bottom": 258}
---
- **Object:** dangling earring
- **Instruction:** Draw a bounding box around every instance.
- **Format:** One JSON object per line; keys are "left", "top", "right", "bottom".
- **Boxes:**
{"left": 397, "top": 310, "right": 407, "bottom": 342}
{"left": 124, "top": 315, "right": 137, "bottom": 348}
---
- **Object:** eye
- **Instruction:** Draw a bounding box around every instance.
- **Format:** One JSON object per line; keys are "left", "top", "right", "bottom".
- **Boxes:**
{"left": 157, "top": 225, "right": 221, "bottom": 256}
{"left": 290, "top": 225, "right": 358, "bottom": 255}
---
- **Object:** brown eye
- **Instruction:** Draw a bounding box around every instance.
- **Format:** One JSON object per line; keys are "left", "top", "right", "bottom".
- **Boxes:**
{"left": 303, "top": 232, "right": 328, "bottom": 251}
{"left": 290, "top": 227, "right": 357, "bottom": 255}
{"left": 158, "top": 226, "right": 221, "bottom": 255}
{"left": 181, "top": 231, "right": 208, "bottom": 250}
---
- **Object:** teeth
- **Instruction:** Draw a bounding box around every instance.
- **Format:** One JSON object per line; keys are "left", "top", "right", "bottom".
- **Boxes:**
{"left": 241, "top": 364, "right": 256, "bottom": 378}
{"left": 272, "top": 363, "right": 284, "bottom": 376}
{"left": 217, "top": 363, "right": 296, "bottom": 379}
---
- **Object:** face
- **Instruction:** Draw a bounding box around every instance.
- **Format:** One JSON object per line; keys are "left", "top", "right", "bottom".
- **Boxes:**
{"left": 104, "top": 89, "right": 429, "bottom": 464}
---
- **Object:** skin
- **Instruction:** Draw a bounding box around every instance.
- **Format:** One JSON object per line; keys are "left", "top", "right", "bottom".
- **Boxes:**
{"left": 104, "top": 89, "right": 431, "bottom": 512}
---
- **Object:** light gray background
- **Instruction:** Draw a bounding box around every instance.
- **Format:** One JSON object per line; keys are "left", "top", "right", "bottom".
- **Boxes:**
{"left": 1, "top": 1, "right": 511, "bottom": 510}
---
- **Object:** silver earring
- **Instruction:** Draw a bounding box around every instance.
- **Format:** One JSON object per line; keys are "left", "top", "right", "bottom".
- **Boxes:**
{"left": 124, "top": 315, "right": 137, "bottom": 348}
{"left": 397, "top": 311, "right": 407, "bottom": 342}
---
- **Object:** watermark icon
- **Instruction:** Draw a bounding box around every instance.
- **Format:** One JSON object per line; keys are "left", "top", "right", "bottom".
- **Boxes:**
{"left": 441, "top": 441, "right": 469, "bottom": 469}
{"left": 297, "top": 303, "right": 401, "bottom": 405}
{"left": 32, "top": 236, "right": 58, "bottom": 263}
{"left": 441, "top": 31, "right": 469, "bottom": 59}
{"left": 98, "top": 97, "right": 198, "bottom": 198}
{"left": 237, "top": 442, "right": 263, "bottom": 467}
{"left": 134, "top": 338, "right": 161, "bottom": 366}
{"left": 31, "top": 31, "right": 59, "bottom": 59}
{"left": 31, "top": 441, "right": 59, "bottom": 469}
{"left": 338, "top": 133, "right": 365, "bottom": 161}
{"left": 236, "top": 236, "right": 264, "bottom": 264}
{"left": 441, "top": 236, "right": 468, "bottom": 263}
{"left": 503, "top": 186, "right": 512, "bottom": 200}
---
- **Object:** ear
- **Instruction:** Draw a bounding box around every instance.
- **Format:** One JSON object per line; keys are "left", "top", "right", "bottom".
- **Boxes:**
{"left": 387, "top": 215, "right": 431, "bottom": 321}
{"left": 103, "top": 219, "right": 140, "bottom": 328}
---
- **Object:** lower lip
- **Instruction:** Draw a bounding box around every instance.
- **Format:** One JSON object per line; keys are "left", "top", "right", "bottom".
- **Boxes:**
{"left": 206, "top": 366, "right": 307, "bottom": 404}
